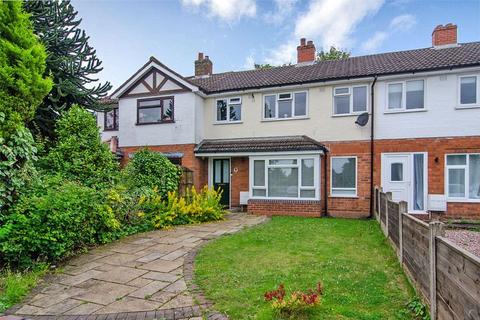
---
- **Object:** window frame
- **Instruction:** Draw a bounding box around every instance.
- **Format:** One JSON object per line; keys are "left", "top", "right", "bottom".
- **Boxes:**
{"left": 262, "top": 91, "right": 309, "bottom": 121}
{"left": 330, "top": 156, "right": 358, "bottom": 198}
{"left": 136, "top": 96, "right": 175, "bottom": 125}
{"left": 332, "top": 84, "right": 369, "bottom": 116}
{"left": 249, "top": 154, "right": 320, "bottom": 200}
{"left": 386, "top": 79, "right": 426, "bottom": 113}
{"left": 445, "top": 153, "right": 480, "bottom": 202}
{"left": 457, "top": 74, "right": 479, "bottom": 108}
{"left": 214, "top": 97, "right": 242, "bottom": 124}
{"left": 104, "top": 107, "right": 119, "bottom": 131}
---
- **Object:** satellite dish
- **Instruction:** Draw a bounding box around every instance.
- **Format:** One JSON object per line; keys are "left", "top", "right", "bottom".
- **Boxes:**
{"left": 355, "top": 112, "right": 369, "bottom": 127}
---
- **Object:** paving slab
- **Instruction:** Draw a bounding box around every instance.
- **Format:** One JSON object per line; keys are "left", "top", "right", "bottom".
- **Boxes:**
{"left": 138, "top": 259, "right": 183, "bottom": 273}
{"left": 141, "top": 271, "right": 180, "bottom": 283}
{"left": 128, "top": 281, "right": 170, "bottom": 299}
{"left": 93, "top": 266, "right": 147, "bottom": 284}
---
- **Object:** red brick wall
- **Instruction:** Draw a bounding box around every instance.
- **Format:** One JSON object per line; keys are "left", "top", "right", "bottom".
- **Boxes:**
{"left": 230, "top": 157, "right": 249, "bottom": 207}
{"left": 248, "top": 199, "right": 322, "bottom": 217}
{"left": 121, "top": 144, "right": 207, "bottom": 191}
{"left": 432, "top": 24, "right": 457, "bottom": 46}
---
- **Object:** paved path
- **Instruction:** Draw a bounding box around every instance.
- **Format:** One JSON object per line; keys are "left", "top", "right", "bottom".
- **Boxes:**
{"left": 6, "top": 213, "right": 267, "bottom": 320}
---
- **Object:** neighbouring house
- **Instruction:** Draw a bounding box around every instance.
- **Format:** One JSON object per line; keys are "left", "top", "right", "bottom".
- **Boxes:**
{"left": 97, "top": 23, "right": 480, "bottom": 219}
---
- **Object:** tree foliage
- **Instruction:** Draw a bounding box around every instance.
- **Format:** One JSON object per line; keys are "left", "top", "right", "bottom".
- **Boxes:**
{"left": 24, "top": 0, "right": 112, "bottom": 140}
{"left": 254, "top": 63, "right": 274, "bottom": 70}
{"left": 0, "top": 1, "right": 52, "bottom": 209}
{"left": 316, "top": 47, "right": 350, "bottom": 61}
{"left": 40, "top": 105, "right": 118, "bottom": 188}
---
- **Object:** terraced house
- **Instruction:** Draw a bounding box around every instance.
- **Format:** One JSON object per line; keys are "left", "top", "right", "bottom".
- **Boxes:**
{"left": 98, "top": 24, "right": 480, "bottom": 219}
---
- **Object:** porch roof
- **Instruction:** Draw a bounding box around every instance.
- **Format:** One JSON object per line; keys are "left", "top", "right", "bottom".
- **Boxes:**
{"left": 194, "top": 135, "right": 326, "bottom": 155}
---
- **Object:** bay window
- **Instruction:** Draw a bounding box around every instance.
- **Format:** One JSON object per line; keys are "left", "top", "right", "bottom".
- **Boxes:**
{"left": 251, "top": 155, "right": 319, "bottom": 199}
{"left": 333, "top": 85, "right": 368, "bottom": 115}
{"left": 459, "top": 75, "right": 478, "bottom": 106}
{"left": 446, "top": 154, "right": 480, "bottom": 201}
{"left": 263, "top": 91, "right": 308, "bottom": 120}
{"left": 387, "top": 80, "right": 425, "bottom": 111}
{"left": 331, "top": 157, "right": 357, "bottom": 196}
{"left": 216, "top": 97, "right": 242, "bottom": 122}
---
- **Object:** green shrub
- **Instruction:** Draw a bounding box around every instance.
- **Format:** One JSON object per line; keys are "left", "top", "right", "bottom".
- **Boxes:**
{"left": 40, "top": 105, "right": 118, "bottom": 189}
{"left": 0, "top": 176, "right": 119, "bottom": 268}
{"left": 122, "top": 149, "right": 181, "bottom": 199}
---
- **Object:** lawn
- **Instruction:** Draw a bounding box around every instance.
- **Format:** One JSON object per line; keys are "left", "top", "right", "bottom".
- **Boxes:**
{"left": 195, "top": 217, "right": 416, "bottom": 319}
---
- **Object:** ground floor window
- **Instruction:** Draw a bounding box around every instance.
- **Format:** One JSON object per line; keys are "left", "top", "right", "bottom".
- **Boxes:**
{"left": 446, "top": 154, "right": 480, "bottom": 201}
{"left": 331, "top": 156, "right": 357, "bottom": 196}
{"left": 250, "top": 155, "right": 319, "bottom": 200}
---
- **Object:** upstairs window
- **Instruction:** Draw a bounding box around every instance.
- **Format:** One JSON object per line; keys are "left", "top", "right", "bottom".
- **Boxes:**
{"left": 263, "top": 91, "right": 307, "bottom": 120}
{"left": 137, "top": 97, "right": 174, "bottom": 125}
{"left": 333, "top": 85, "right": 368, "bottom": 115}
{"left": 216, "top": 97, "right": 242, "bottom": 123}
{"left": 387, "top": 80, "right": 425, "bottom": 111}
{"left": 459, "top": 75, "right": 478, "bottom": 106}
{"left": 104, "top": 108, "right": 119, "bottom": 131}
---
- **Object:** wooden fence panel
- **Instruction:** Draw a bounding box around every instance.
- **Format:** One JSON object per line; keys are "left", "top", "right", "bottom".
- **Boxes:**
{"left": 380, "top": 192, "right": 387, "bottom": 225}
{"left": 388, "top": 201, "right": 400, "bottom": 248}
{"left": 436, "top": 237, "right": 480, "bottom": 320}
{"left": 178, "top": 167, "right": 194, "bottom": 196}
{"left": 402, "top": 214, "right": 430, "bottom": 301}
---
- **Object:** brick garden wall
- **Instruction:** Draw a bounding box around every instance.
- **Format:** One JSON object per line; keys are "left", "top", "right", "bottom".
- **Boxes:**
{"left": 248, "top": 199, "right": 322, "bottom": 217}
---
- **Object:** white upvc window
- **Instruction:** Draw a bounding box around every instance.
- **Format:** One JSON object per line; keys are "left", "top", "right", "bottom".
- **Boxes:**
{"left": 331, "top": 156, "right": 357, "bottom": 197}
{"left": 216, "top": 97, "right": 242, "bottom": 123}
{"left": 458, "top": 75, "right": 479, "bottom": 107}
{"left": 386, "top": 79, "right": 425, "bottom": 111}
{"left": 445, "top": 154, "right": 480, "bottom": 202}
{"left": 250, "top": 155, "right": 319, "bottom": 200}
{"left": 333, "top": 85, "right": 368, "bottom": 115}
{"left": 263, "top": 91, "right": 308, "bottom": 120}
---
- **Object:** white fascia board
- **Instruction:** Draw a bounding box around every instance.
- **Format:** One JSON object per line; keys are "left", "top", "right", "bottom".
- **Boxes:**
{"left": 194, "top": 150, "right": 324, "bottom": 157}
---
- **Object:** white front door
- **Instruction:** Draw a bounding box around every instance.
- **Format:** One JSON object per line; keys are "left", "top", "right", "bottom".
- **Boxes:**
{"left": 381, "top": 153, "right": 427, "bottom": 213}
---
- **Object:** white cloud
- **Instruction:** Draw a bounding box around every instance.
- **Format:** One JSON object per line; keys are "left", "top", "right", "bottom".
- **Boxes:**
{"left": 265, "top": 0, "right": 384, "bottom": 65}
{"left": 389, "top": 14, "right": 416, "bottom": 32}
{"left": 264, "top": 0, "right": 298, "bottom": 25}
{"left": 181, "top": 0, "right": 256, "bottom": 22}
{"left": 361, "top": 31, "right": 387, "bottom": 52}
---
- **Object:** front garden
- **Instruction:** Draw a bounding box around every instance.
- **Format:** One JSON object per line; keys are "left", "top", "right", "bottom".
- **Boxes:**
{"left": 195, "top": 217, "right": 418, "bottom": 319}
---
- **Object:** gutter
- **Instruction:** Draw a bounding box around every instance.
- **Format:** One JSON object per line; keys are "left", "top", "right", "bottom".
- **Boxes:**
{"left": 369, "top": 75, "right": 378, "bottom": 219}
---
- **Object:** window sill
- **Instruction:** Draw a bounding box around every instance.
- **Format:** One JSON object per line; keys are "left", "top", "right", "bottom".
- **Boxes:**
{"left": 103, "top": 128, "right": 119, "bottom": 132}
{"left": 384, "top": 108, "right": 427, "bottom": 114}
{"left": 456, "top": 104, "right": 480, "bottom": 110}
{"left": 332, "top": 112, "right": 369, "bottom": 118}
{"left": 213, "top": 121, "right": 243, "bottom": 125}
{"left": 446, "top": 198, "right": 480, "bottom": 203}
{"left": 261, "top": 116, "right": 309, "bottom": 122}
{"left": 329, "top": 195, "right": 358, "bottom": 199}
{"left": 249, "top": 197, "right": 320, "bottom": 201}
{"left": 135, "top": 121, "right": 175, "bottom": 126}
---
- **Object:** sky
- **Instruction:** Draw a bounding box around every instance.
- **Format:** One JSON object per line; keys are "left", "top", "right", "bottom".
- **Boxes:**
{"left": 71, "top": 0, "right": 480, "bottom": 91}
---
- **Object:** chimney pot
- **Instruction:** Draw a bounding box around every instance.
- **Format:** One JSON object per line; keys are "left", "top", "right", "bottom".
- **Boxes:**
{"left": 198, "top": 52, "right": 204, "bottom": 60}
{"left": 300, "top": 38, "right": 306, "bottom": 46}
{"left": 432, "top": 23, "right": 457, "bottom": 47}
{"left": 297, "top": 38, "right": 316, "bottom": 64}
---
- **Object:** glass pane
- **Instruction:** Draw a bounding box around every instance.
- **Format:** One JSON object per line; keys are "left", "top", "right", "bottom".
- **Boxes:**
{"left": 332, "top": 189, "right": 356, "bottom": 196}
{"left": 278, "top": 99, "right": 292, "bottom": 118}
{"left": 449, "top": 168, "right": 465, "bottom": 197}
{"left": 139, "top": 99, "right": 161, "bottom": 107}
{"left": 264, "top": 95, "right": 276, "bottom": 118}
{"left": 294, "top": 92, "right": 307, "bottom": 116}
{"left": 352, "top": 86, "right": 367, "bottom": 112}
{"left": 222, "top": 160, "right": 230, "bottom": 183}
{"left": 447, "top": 154, "right": 466, "bottom": 165}
{"left": 460, "top": 76, "right": 477, "bottom": 104}
{"left": 469, "top": 155, "right": 480, "bottom": 199}
{"left": 391, "top": 163, "right": 403, "bottom": 181}
{"left": 334, "top": 95, "right": 350, "bottom": 114}
{"left": 162, "top": 98, "right": 174, "bottom": 121}
{"left": 413, "top": 154, "right": 425, "bottom": 210}
{"left": 253, "top": 189, "right": 266, "bottom": 197}
{"left": 269, "top": 159, "right": 297, "bottom": 165}
{"left": 300, "top": 189, "right": 315, "bottom": 198}
{"left": 105, "top": 110, "right": 115, "bottom": 129}
{"left": 406, "top": 80, "right": 424, "bottom": 109}
{"left": 217, "top": 99, "right": 227, "bottom": 121}
{"left": 253, "top": 160, "right": 265, "bottom": 186}
{"left": 332, "top": 158, "right": 356, "bottom": 189}
{"left": 268, "top": 167, "right": 298, "bottom": 198}
{"left": 114, "top": 109, "right": 119, "bottom": 128}
{"left": 301, "top": 159, "right": 314, "bottom": 186}
{"left": 388, "top": 83, "right": 403, "bottom": 109}
{"left": 229, "top": 104, "right": 241, "bottom": 121}
{"left": 214, "top": 161, "right": 222, "bottom": 183}
{"left": 335, "top": 87, "right": 349, "bottom": 94}
{"left": 278, "top": 93, "right": 292, "bottom": 99}
{"left": 138, "top": 107, "right": 161, "bottom": 123}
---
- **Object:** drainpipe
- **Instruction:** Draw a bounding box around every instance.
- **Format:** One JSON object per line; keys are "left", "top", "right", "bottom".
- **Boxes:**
{"left": 369, "top": 76, "right": 378, "bottom": 218}
{"left": 323, "top": 148, "right": 329, "bottom": 217}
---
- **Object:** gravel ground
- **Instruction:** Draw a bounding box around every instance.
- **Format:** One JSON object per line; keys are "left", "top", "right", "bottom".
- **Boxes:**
{"left": 445, "top": 229, "right": 480, "bottom": 257}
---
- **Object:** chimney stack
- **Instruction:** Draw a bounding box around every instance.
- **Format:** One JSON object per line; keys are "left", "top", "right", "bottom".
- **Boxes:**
{"left": 432, "top": 23, "right": 457, "bottom": 47}
{"left": 195, "top": 52, "right": 213, "bottom": 77}
{"left": 297, "top": 38, "right": 316, "bottom": 64}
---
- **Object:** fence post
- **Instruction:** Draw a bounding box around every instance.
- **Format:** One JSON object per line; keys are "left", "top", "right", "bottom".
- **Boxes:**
{"left": 429, "top": 221, "right": 443, "bottom": 320}
{"left": 385, "top": 192, "right": 392, "bottom": 236}
{"left": 398, "top": 201, "right": 407, "bottom": 264}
